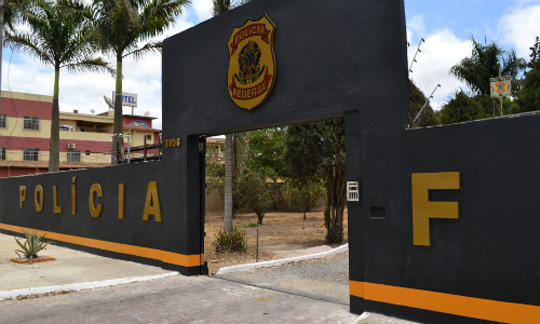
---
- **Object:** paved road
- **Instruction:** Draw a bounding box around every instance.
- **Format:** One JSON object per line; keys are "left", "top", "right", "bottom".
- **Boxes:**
{"left": 0, "top": 233, "right": 418, "bottom": 324}
{"left": 216, "top": 252, "right": 350, "bottom": 305}
{"left": 0, "top": 274, "right": 358, "bottom": 324}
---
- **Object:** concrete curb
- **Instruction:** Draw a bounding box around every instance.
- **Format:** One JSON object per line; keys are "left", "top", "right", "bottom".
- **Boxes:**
{"left": 215, "top": 243, "right": 349, "bottom": 275}
{"left": 0, "top": 272, "right": 179, "bottom": 301}
{"left": 352, "top": 312, "right": 370, "bottom": 323}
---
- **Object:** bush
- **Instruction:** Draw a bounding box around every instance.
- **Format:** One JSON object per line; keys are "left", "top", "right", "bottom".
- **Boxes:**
{"left": 15, "top": 231, "right": 48, "bottom": 263}
{"left": 213, "top": 227, "right": 247, "bottom": 253}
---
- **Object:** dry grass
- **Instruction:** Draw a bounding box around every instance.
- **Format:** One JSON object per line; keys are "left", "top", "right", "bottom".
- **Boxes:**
{"left": 204, "top": 207, "right": 348, "bottom": 274}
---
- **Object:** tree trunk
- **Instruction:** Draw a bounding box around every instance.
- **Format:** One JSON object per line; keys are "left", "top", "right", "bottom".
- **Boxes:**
{"left": 224, "top": 133, "right": 233, "bottom": 232}
{"left": 257, "top": 212, "right": 264, "bottom": 225}
{"left": 272, "top": 178, "right": 279, "bottom": 210}
{"left": 49, "top": 68, "right": 60, "bottom": 172}
{"left": 232, "top": 133, "right": 237, "bottom": 175}
{"left": 111, "top": 58, "right": 124, "bottom": 164}
{"left": 326, "top": 167, "right": 345, "bottom": 244}
{"left": 324, "top": 174, "right": 332, "bottom": 230}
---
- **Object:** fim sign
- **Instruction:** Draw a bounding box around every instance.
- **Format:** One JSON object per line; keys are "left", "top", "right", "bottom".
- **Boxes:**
{"left": 489, "top": 76, "right": 511, "bottom": 98}
{"left": 113, "top": 92, "right": 138, "bottom": 107}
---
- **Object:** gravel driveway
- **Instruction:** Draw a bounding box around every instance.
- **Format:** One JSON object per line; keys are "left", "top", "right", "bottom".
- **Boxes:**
{"left": 214, "top": 251, "right": 350, "bottom": 305}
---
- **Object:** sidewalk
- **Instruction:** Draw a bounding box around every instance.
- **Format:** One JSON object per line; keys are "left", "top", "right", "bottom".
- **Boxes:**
{"left": 0, "top": 233, "right": 417, "bottom": 323}
{"left": 0, "top": 232, "right": 174, "bottom": 297}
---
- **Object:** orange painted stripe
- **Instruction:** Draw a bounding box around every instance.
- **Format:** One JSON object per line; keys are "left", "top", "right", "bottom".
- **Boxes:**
{"left": 0, "top": 223, "right": 203, "bottom": 268}
{"left": 350, "top": 280, "right": 540, "bottom": 323}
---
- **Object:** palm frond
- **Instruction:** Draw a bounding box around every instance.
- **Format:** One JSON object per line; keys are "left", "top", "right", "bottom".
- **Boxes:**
{"left": 139, "top": 0, "right": 190, "bottom": 39}
{"left": 4, "top": 30, "right": 54, "bottom": 65}
{"left": 449, "top": 36, "right": 525, "bottom": 96}
{"left": 63, "top": 57, "right": 114, "bottom": 75}
{"left": 123, "top": 41, "right": 162, "bottom": 59}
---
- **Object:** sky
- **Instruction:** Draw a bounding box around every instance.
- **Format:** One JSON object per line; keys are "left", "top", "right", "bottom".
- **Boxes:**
{"left": 1, "top": 0, "right": 539, "bottom": 129}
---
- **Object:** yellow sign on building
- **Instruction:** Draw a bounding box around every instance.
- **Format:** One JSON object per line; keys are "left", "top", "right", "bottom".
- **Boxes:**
{"left": 227, "top": 15, "right": 276, "bottom": 111}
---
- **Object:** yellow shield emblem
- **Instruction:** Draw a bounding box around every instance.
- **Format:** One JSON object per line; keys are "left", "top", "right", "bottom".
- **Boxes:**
{"left": 227, "top": 15, "right": 277, "bottom": 111}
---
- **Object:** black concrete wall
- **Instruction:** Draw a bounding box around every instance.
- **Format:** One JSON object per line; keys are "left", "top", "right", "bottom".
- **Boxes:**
{"left": 405, "top": 116, "right": 540, "bottom": 316}
{"left": 162, "top": 4, "right": 409, "bottom": 312}
{"left": 162, "top": 0, "right": 409, "bottom": 138}
{"left": 0, "top": 161, "right": 203, "bottom": 274}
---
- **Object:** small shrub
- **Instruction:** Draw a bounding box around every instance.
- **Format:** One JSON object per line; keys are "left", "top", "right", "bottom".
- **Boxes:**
{"left": 241, "top": 222, "right": 258, "bottom": 228}
{"left": 213, "top": 227, "right": 247, "bottom": 253}
{"left": 15, "top": 231, "right": 48, "bottom": 264}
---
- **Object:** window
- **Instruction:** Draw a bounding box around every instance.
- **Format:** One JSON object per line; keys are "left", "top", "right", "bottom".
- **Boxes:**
{"left": 67, "top": 150, "right": 81, "bottom": 162}
{"left": 85, "top": 150, "right": 91, "bottom": 156}
{"left": 0, "top": 147, "right": 5, "bottom": 160}
{"left": 146, "top": 135, "right": 152, "bottom": 141}
{"left": 0, "top": 114, "right": 6, "bottom": 128}
{"left": 59, "top": 125, "right": 73, "bottom": 131}
{"left": 23, "top": 148, "right": 39, "bottom": 161}
{"left": 23, "top": 116, "right": 40, "bottom": 130}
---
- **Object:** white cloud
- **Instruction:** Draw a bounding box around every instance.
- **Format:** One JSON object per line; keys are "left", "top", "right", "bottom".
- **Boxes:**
{"left": 0, "top": 2, "right": 211, "bottom": 130}
{"left": 408, "top": 29, "right": 472, "bottom": 110}
{"left": 498, "top": 3, "right": 540, "bottom": 58}
{"left": 408, "top": 14, "right": 425, "bottom": 36}
{"left": 190, "top": 0, "right": 213, "bottom": 23}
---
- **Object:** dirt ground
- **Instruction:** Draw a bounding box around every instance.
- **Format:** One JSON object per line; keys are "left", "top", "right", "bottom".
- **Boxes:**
{"left": 204, "top": 207, "right": 348, "bottom": 274}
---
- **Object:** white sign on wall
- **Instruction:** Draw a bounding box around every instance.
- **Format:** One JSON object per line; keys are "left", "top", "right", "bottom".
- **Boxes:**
{"left": 489, "top": 77, "right": 512, "bottom": 98}
{"left": 112, "top": 92, "right": 138, "bottom": 107}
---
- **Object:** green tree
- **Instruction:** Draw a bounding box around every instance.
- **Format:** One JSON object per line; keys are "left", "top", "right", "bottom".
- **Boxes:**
{"left": 239, "top": 170, "right": 273, "bottom": 225}
{"left": 440, "top": 90, "right": 486, "bottom": 124}
{"left": 409, "top": 80, "right": 441, "bottom": 128}
{"left": 285, "top": 177, "right": 325, "bottom": 220}
{"left": 473, "top": 93, "right": 517, "bottom": 116}
{"left": 92, "top": 0, "right": 189, "bottom": 163}
{"left": 246, "top": 127, "right": 287, "bottom": 209}
{"left": 205, "top": 142, "right": 225, "bottom": 196}
{"left": 5, "top": 0, "right": 111, "bottom": 172}
{"left": 517, "top": 37, "right": 540, "bottom": 112}
{"left": 449, "top": 37, "right": 525, "bottom": 97}
{"left": 285, "top": 119, "right": 346, "bottom": 244}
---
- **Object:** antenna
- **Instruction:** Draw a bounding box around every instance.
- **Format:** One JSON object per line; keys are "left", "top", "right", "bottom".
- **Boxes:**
{"left": 103, "top": 95, "right": 114, "bottom": 109}
{"left": 409, "top": 37, "right": 425, "bottom": 73}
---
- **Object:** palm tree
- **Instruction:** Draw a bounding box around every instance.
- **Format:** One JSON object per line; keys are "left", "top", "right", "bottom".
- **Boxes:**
{"left": 449, "top": 37, "right": 525, "bottom": 97}
{"left": 5, "top": 0, "right": 112, "bottom": 172}
{"left": 91, "top": 0, "right": 190, "bottom": 164}
{"left": 213, "top": 0, "right": 232, "bottom": 232}
{"left": 212, "top": 0, "right": 231, "bottom": 16}
{"left": 223, "top": 133, "right": 233, "bottom": 232}
{"left": 212, "top": 0, "right": 251, "bottom": 232}
{"left": 0, "top": 0, "right": 33, "bottom": 116}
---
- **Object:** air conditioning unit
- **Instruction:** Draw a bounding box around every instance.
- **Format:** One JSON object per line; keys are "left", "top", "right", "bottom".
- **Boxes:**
{"left": 67, "top": 143, "right": 76, "bottom": 149}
